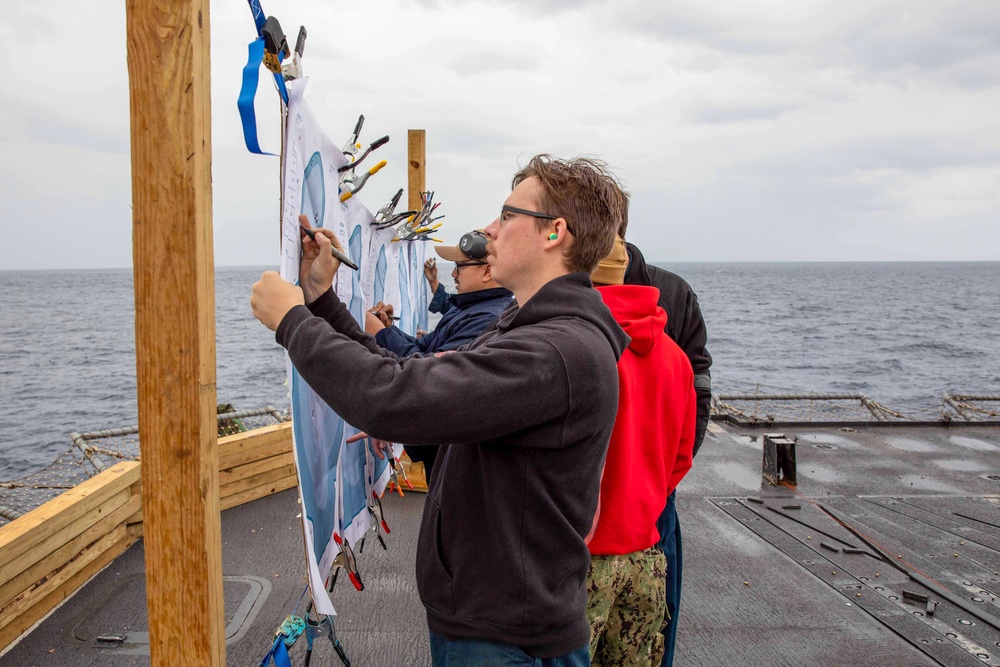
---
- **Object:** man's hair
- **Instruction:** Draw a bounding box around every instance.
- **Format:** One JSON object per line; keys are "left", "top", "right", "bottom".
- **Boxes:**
{"left": 512, "top": 155, "right": 629, "bottom": 273}
{"left": 616, "top": 191, "right": 630, "bottom": 239}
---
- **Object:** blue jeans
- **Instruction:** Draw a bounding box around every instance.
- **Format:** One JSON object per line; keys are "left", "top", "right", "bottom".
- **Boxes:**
{"left": 655, "top": 490, "right": 682, "bottom": 667}
{"left": 429, "top": 630, "right": 590, "bottom": 667}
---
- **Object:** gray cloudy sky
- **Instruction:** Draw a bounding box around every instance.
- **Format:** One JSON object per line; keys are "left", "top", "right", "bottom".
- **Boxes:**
{"left": 1, "top": 0, "right": 997, "bottom": 269}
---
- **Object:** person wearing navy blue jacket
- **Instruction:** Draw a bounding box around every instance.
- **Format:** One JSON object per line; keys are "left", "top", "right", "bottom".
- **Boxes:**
{"left": 364, "top": 230, "right": 512, "bottom": 480}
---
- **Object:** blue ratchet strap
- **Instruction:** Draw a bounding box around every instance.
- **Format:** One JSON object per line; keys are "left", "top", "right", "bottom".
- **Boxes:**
{"left": 259, "top": 636, "right": 292, "bottom": 667}
{"left": 238, "top": 0, "right": 289, "bottom": 155}
{"left": 248, "top": 0, "right": 266, "bottom": 32}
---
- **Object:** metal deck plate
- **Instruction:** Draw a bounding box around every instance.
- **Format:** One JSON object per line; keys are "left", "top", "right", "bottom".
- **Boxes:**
{"left": 712, "top": 495, "right": 1000, "bottom": 666}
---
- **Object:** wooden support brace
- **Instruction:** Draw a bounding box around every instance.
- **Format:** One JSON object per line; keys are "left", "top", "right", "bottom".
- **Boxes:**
{"left": 126, "top": 0, "right": 224, "bottom": 664}
{"left": 408, "top": 129, "right": 426, "bottom": 212}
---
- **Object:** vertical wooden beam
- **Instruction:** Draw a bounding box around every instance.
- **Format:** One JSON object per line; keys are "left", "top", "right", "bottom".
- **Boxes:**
{"left": 126, "top": 1, "right": 224, "bottom": 665}
{"left": 408, "top": 129, "right": 426, "bottom": 212}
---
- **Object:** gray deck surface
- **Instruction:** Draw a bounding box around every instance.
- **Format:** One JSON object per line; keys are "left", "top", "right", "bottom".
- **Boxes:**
{"left": 2, "top": 422, "right": 998, "bottom": 666}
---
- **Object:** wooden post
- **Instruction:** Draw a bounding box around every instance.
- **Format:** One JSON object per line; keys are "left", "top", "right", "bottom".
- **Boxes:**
{"left": 408, "top": 129, "right": 426, "bottom": 212}
{"left": 126, "top": 1, "right": 224, "bottom": 665}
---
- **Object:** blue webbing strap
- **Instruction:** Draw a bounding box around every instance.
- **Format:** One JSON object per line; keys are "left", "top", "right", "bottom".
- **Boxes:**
{"left": 238, "top": 0, "right": 289, "bottom": 155}
{"left": 239, "top": 38, "right": 273, "bottom": 155}
{"left": 259, "top": 636, "right": 292, "bottom": 667}
{"left": 248, "top": 0, "right": 266, "bottom": 32}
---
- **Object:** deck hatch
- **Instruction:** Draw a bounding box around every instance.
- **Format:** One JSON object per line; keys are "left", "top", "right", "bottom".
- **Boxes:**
{"left": 69, "top": 574, "right": 271, "bottom": 656}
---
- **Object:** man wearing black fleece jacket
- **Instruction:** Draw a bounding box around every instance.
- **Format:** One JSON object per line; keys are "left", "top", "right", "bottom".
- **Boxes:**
{"left": 622, "top": 240, "right": 712, "bottom": 667}
{"left": 252, "top": 155, "right": 630, "bottom": 666}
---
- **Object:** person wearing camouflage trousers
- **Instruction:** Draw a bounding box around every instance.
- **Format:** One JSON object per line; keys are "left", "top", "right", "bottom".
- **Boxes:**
{"left": 587, "top": 548, "right": 668, "bottom": 665}
{"left": 586, "top": 238, "right": 697, "bottom": 666}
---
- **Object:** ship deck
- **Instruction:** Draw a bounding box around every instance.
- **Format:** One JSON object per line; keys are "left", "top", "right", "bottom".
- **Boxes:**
{"left": 2, "top": 421, "right": 999, "bottom": 666}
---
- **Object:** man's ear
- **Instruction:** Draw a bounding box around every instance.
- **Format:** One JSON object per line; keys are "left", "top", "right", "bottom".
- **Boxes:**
{"left": 483, "top": 263, "right": 493, "bottom": 282}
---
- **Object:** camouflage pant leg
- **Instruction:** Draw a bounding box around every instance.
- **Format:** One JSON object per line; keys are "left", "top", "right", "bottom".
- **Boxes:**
{"left": 586, "top": 554, "right": 629, "bottom": 664}
{"left": 595, "top": 547, "right": 667, "bottom": 667}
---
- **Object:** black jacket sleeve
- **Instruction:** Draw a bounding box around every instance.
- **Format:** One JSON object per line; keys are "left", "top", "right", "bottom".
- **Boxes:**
{"left": 648, "top": 267, "right": 713, "bottom": 456}
{"left": 624, "top": 243, "right": 713, "bottom": 457}
{"left": 276, "top": 293, "right": 573, "bottom": 446}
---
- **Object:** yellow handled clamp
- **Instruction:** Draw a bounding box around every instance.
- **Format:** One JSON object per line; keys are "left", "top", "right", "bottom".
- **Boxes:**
{"left": 340, "top": 159, "right": 387, "bottom": 203}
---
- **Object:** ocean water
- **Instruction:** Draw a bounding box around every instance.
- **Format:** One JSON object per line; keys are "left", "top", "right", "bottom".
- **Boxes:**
{"left": 1, "top": 263, "right": 998, "bottom": 479}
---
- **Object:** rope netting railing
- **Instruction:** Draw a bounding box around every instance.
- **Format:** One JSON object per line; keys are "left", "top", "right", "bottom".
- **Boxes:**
{"left": 0, "top": 406, "right": 287, "bottom": 527}
{"left": 712, "top": 392, "right": 898, "bottom": 424}
{"left": 712, "top": 382, "right": 1000, "bottom": 425}
{"left": 942, "top": 394, "right": 1000, "bottom": 422}
{"left": 3, "top": 389, "right": 997, "bottom": 526}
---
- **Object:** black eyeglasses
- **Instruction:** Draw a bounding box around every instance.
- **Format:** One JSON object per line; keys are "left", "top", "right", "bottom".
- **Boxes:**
{"left": 500, "top": 205, "right": 575, "bottom": 235}
{"left": 454, "top": 260, "right": 487, "bottom": 270}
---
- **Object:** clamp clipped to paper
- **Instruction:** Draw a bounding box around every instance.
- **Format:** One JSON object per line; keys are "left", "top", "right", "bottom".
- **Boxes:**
{"left": 281, "top": 25, "right": 307, "bottom": 81}
{"left": 384, "top": 458, "right": 404, "bottom": 497}
{"left": 338, "top": 135, "right": 389, "bottom": 173}
{"left": 338, "top": 114, "right": 389, "bottom": 203}
{"left": 332, "top": 533, "right": 364, "bottom": 591}
{"left": 341, "top": 114, "right": 365, "bottom": 160}
{"left": 305, "top": 612, "right": 350, "bottom": 666}
{"left": 372, "top": 188, "right": 417, "bottom": 230}
{"left": 385, "top": 455, "right": 414, "bottom": 496}
{"left": 366, "top": 490, "right": 391, "bottom": 551}
{"left": 392, "top": 191, "right": 445, "bottom": 243}
{"left": 339, "top": 160, "right": 387, "bottom": 203}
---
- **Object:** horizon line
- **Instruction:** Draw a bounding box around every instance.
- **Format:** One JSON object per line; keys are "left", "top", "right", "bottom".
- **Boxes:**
{"left": 3, "top": 258, "right": 1000, "bottom": 272}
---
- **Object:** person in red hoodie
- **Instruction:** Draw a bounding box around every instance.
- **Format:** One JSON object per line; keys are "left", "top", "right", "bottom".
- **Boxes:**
{"left": 586, "top": 236, "right": 696, "bottom": 666}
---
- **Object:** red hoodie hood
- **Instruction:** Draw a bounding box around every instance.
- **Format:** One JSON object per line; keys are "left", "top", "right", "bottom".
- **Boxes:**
{"left": 595, "top": 285, "right": 666, "bottom": 355}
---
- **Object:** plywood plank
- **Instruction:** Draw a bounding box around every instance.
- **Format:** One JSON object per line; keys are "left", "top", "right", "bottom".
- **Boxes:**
{"left": 218, "top": 423, "right": 292, "bottom": 470}
{"left": 220, "top": 463, "right": 297, "bottom": 499}
{"left": 219, "top": 452, "right": 295, "bottom": 486}
{"left": 221, "top": 474, "right": 299, "bottom": 511}
{"left": 0, "top": 494, "right": 141, "bottom": 611}
{"left": 0, "top": 462, "right": 138, "bottom": 583}
{"left": 0, "top": 531, "right": 131, "bottom": 651}
{"left": 0, "top": 524, "right": 129, "bottom": 633}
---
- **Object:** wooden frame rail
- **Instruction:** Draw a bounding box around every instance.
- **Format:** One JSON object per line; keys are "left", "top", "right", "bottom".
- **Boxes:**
{"left": 0, "top": 423, "right": 293, "bottom": 654}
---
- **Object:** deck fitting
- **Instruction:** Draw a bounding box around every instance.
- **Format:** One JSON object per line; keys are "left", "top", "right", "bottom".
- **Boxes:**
{"left": 762, "top": 433, "right": 797, "bottom": 486}
{"left": 903, "top": 590, "right": 929, "bottom": 604}
{"left": 92, "top": 635, "right": 126, "bottom": 649}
